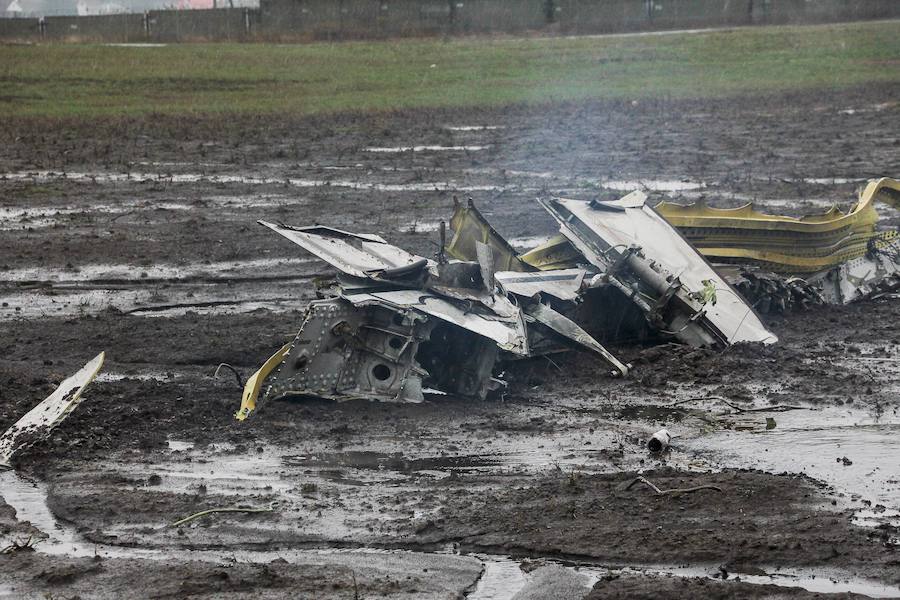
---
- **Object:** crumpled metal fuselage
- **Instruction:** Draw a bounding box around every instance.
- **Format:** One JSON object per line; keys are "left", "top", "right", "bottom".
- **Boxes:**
{"left": 236, "top": 220, "right": 631, "bottom": 419}
{"left": 238, "top": 178, "right": 900, "bottom": 417}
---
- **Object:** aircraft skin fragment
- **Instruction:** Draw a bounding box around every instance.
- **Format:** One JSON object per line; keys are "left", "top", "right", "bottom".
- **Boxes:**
{"left": 0, "top": 352, "right": 105, "bottom": 468}
{"left": 447, "top": 198, "right": 533, "bottom": 272}
{"left": 344, "top": 291, "right": 530, "bottom": 356}
{"left": 258, "top": 220, "right": 427, "bottom": 279}
{"left": 495, "top": 269, "right": 587, "bottom": 302}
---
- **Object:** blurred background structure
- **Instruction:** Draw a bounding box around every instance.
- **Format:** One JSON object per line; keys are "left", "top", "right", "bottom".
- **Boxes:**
{"left": 1, "top": 0, "right": 899, "bottom": 44}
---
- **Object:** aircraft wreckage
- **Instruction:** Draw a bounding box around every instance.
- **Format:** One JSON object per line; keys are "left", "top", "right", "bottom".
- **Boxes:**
{"left": 1, "top": 180, "right": 897, "bottom": 461}
{"left": 236, "top": 177, "right": 900, "bottom": 418}
{"left": 236, "top": 190, "right": 779, "bottom": 419}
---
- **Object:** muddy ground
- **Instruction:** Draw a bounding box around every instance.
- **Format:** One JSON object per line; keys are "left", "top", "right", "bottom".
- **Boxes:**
{"left": 1, "top": 83, "right": 900, "bottom": 598}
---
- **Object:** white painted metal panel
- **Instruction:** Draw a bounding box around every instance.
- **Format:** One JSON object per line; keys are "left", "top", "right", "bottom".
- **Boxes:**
{"left": 0, "top": 352, "right": 105, "bottom": 467}
{"left": 259, "top": 221, "right": 423, "bottom": 279}
{"left": 554, "top": 193, "right": 776, "bottom": 345}
{"left": 495, "top": 269, "right": 587, "bottom": 302}
{"left": 344, "top": 291, "right": 529, "bottom": 356}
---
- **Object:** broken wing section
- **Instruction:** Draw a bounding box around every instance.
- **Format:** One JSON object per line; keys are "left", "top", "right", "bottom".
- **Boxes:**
{"left": 0, "top": 352, "right": 105, "bottom": 468}
{"left": 259, "top": 220, "right": 429, "bottom": 280}
{"left": 541, "top": 193, "right": 777, "bottom": 347}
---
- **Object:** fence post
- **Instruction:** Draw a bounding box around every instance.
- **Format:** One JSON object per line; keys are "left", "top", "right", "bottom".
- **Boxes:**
{"left": 38, "top": 16, "right": 45, "bottom": 39}
{"left": 244, "top": 7, "right": 250, "bottom": 36}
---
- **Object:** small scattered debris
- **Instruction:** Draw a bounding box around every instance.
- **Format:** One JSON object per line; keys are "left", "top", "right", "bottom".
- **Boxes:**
{"left": 1, "top": 535, "right": 38, "bottom": 555}
{"left": 838, "top": 456, "right": 854, "bottom": 466}
{"left": 170, "top": 505, "right": 276, "bottom": 528}
{"left": 647, "top": 428, "right": 671, "bottom": 452}
{"left": 625, "top": 475, "right": 724, "bottom": 496}
{"left": 213, "top": 363, "right": 244, "bottom": 389}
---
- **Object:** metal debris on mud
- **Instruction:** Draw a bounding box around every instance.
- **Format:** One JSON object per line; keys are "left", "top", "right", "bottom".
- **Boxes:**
{"left": 3, "top": 94, "right": 900, "bottom": 598}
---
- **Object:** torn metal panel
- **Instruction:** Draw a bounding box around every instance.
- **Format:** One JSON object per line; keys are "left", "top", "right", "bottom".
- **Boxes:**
{"left": 448, "top": 198, "right": 533, "bottom": 272}
{"left": 807, "top": 234, "right": 900, "bottom": 304}
{"left": 236, "top": 343, "right": 291, "bottom": 421}
{"left": 0, "top": 352, "right": 104, "bottom": 468}
{"left": 655, "top": 177, "right": 900, "bottom": 273}
{"left": 540, "top": 192, "right": 777, "bottom": 347}
{"left": 261, "top": 298, "right": 433, "bottom": 405}
{"left": 721, "top": 267, "right": 826, "bottom": 314}
{"left": 523, "top": 302, "right": 629, "bottom": 376}
{"left": 519, "top": 234, "right": 582, "bottom": 271}
{"left": 475, "top": 241, "right": 497, "bottom": 291}
{"left": 344, "top": 290, "right": 530, "bottom": 356}
{"left": 259, "top": 220, "right": 428, "bottom": 280}
{"left": 247, "top": 296, "right": 502, "bottom": 414}
{"left": 495, "top": 269, "right": 587, "bottom": 303}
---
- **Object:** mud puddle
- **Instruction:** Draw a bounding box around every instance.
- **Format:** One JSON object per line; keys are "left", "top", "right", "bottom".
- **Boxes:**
{"left": 1, "top": 257, "right": 322, "bottom": 320}
{"left": 591, "top": 389, "right": 900, "bottom": 531}
{"left": 0, "top": 203, "right": 200, "bottom": 230}
{"left": 468, "top": 555, "right": 900, "bottom": 600}
{"left": 598, "top": 179, "right": 707, "bottom": 192}
{"left": 282, "top": 450, "right": 500, "bottom": 473}
{"left": 0, "top": 194, "right": 310, "bottom": 230}
{"left": 670, "top": 404, "right": 900, "bottom": 513}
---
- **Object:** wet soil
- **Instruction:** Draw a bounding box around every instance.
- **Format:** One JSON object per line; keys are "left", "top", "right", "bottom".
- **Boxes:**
{"left": 0, "top": 549, "right": 482, "bottom": 599}
{"left": 2, "top": 83, "right": 900, "bottom": 598}
{"left": 585, "top": 575, "right": 875, "bottom": 599}
{"left": 415, "top": 468, "right": 900, "bottom": 583}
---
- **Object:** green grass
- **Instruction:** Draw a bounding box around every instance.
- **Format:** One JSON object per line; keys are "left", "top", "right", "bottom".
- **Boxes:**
{"left": 1, "top": 20, "right": 898, "bottom": 118}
